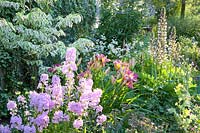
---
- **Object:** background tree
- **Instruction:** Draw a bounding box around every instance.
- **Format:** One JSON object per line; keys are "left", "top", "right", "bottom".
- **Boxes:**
{"left": 180, "top": 0, "right": 186, "bottom": 19}
{"left": 0, "top": 0, "right": 82, "bottom": 118}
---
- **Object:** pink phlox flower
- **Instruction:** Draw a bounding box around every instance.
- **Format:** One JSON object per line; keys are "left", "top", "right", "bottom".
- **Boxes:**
{"left": 80, "top": 88, "right": 102, "bottom": 108}
{"left": 68, "top": 101, "right": 84, "bottom": 115}
{"left": 95, "top": 105, "right": 103, "bottom": 114}
{"left": 0, "top": 124, "right": 11, "bottom": 133}
{"left": 65, "top": 47, "right": 76, "bottom": 63}
{"left": 23, "top": 125, "right": 36, "bottom": 133}
{"left": 61, "top": 64, "right": 70, "bottom": 74}
{"left": 78, "top": 78, "right": 93, "bottom": 93}
{"left": 34, "top": 112, "right": 49, "bottom": 132}
{"left": 52, "top": 110, "right": 64, "bottom": 123}
{"left": 63, "top": 114, "right": 70, "bottom": 122}
{"left": 52, "top": 75, "right": 61, "bottom": 85}
{"left": 7, "top": 100, "right": 17, "bottom": 111}
{"left": 39, "top": 74, "right": 49, "bottom": 86}
{"left": 17, "top": 95, "right": 26, "bottom": 103}
{"left": 73, "top": 119, "right": 83, "bottom": 129}
{"left": 66, "top": 71, "right": 75, "bottom": 78}
{"left": 29, "top": 92, "right": 54, "bottom": 112}
{"left": 51, "top": 85, "right": 64, "bottom": 106}
{"left": 10, "top": 115, "right": 22, "bottom": 130}
{"left": 40, "top": 74, "right": 48, "bottom": 82}
{"left": 96, "top": 114, "right": 107, "bottom": 125}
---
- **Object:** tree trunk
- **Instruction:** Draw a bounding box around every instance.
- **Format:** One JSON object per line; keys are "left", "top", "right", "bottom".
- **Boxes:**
{"left": 0, "top": 68, "right": 5, "bottom": 90}
{"left": 180, "top": 0, "right": 186, "bottom": 19}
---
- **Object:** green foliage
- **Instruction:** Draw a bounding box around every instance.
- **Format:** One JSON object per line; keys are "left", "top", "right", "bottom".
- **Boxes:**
{"left": 53, "top": 0, "right": 96, "bottom": 43}
{"left": 151, "top": 0, "right": 181, "bottom": 17}
{"left": 0, "top": 8, "right": 82, "bottom": 89}
{"left": 178, "top": 36, "right": 200, "bottom": 70}
{"left": 97, "top": 1, "right": 142, "bottom": 45}
{"left": 93, "top": 34, "right": 150, "bottom": 60}
{"left": 168, "top": 16, "right": 200, "bottom": 43}
{"left": 168, "top": 83, "right": 200, "bottom": 132}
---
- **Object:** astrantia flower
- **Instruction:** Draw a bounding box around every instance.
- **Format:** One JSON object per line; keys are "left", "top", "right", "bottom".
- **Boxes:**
{"left": 23, "top": 125, "right": 36, "bottom": 133}
{"left": 0, "top": 124, "right": 11, "bottom": 133}
{"left": 24, "top": 111, "right": 31, "bottom": 116}
{"left": 7, "top": 100, "right": 17, "bottom": 111}
{"left": 96, "top": 114, "right": 107, "bottom": 125}
{"left": 68, "top": 101, "right": 84, "bottom": 115}
{"left": 10, "top": 115, "right": 22, "bottom": 130}
{"left": 34, "top": 112, "right": 49, "bottom": 132}
{"left": 73, "top": 119, "right": 83, "bottom": 129}
{"left": 65, "top": 47, "right": 76, "bottom": 63}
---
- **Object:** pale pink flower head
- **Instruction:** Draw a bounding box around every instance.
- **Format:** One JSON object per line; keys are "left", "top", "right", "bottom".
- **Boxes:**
{"left": 23, "top": 125, "right": 36, "bottom": 133}
{"left": 93, "top": 88, "right": 102, "bottom": 98}
{"left": 10, "top": 115, "right": 22, "bottom": 130}
{"left": 52, "top": 75, "right": 61, "bottom": 85}
{"left": 63, "top": 114, "right": 70, "bottom": 122}
{"left": 34, "top": 112, "right": 49, "bottom": 132}
{"left": 52, "top": 110, "right": 65, "bottom": 123}
{"left": 73, "top": 119, "right": 83, "bottom": 129}
{"left": 40, "top": 74, "right": 49, "bottom": 83}
{"left": 78, "top": 78, "right": 93, "bottom": 93}
{"left": 7, "top": 100, "right": 17, "bottom": 111}
{"left": 29, "top": 92, "right": 54, "bottom": 112}
{"left": 66, "top": 47, "right": 76, "bottom": 63}
{"left": 68, "top": 101, "right": 84, "bottom": 115}
{"left": 96, "top": 114, "right": 107, "bottom": 125}
{"left": 17, "top": 95, "right": 26, "bottom": 103}
{"left": 0, "top": 124, "right": 11, "bottom": 133}
{"left": 95, "top": 105, "right": 103, "bottom": 114}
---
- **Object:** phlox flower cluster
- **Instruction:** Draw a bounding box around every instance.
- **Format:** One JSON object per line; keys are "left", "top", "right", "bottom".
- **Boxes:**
{"left": 52, "top": 110, "right": 69, "bottom": 123}
{"left": 7, "top": 100, "right": 17, "bottom": 115}
{"left": 29, "top": 92, "right": 55, "bottom": 112}
{"left": 34, "top": 112, "right": 49, "bottom": 132}
{"left": 2, "top": 47, "right": 107, "bottom": 132}
{"left": 0, "top": 125, "right": 11, "bottom": 133}
{"left": 10, "top": 115, "right": 22, "bottom": 130}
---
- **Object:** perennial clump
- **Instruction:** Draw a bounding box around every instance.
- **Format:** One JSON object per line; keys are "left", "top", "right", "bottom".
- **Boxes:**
{"left": 1, "top": 47, "right": 107, "bottom": 132}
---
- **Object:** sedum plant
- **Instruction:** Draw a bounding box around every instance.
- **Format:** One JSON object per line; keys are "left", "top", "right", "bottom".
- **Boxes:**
{"left": 168, "top": 83, "right": 200, "bottom": 132}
